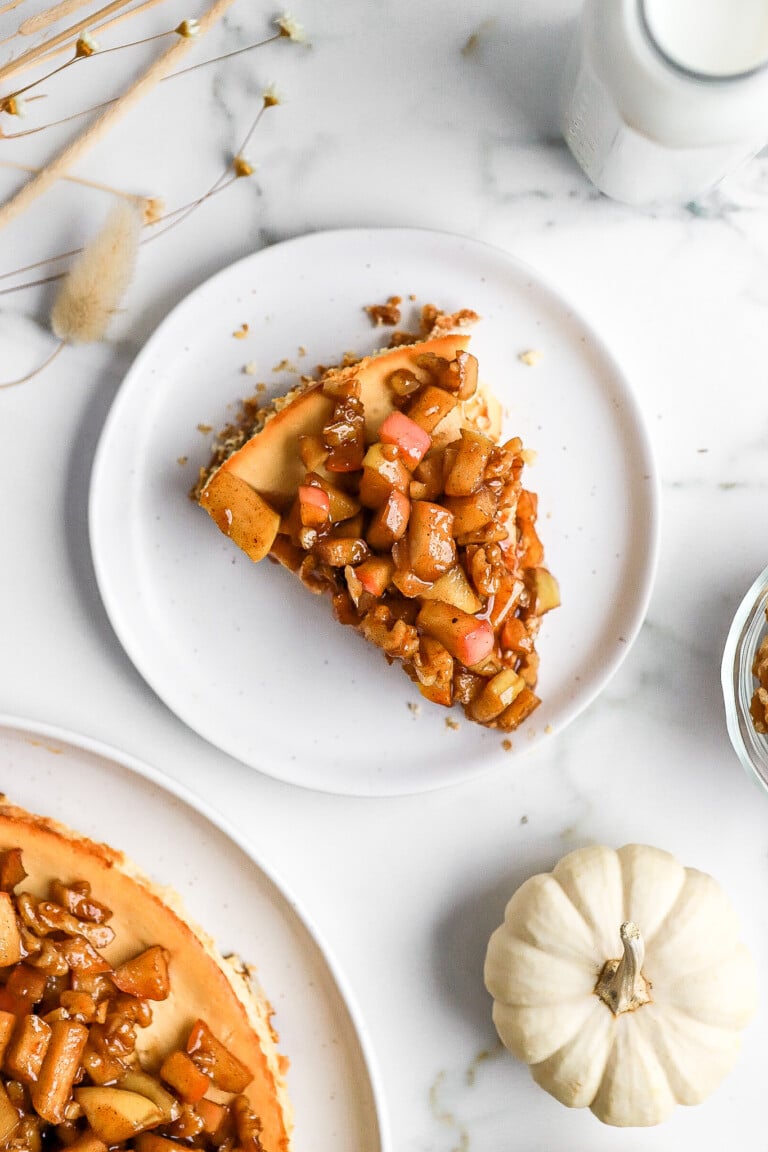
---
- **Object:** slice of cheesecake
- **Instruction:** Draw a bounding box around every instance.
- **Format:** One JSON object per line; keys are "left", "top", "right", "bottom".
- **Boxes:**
{"left": 196, "top": 309, "right": 559, "bottom": 732}
{"left": 0, "top": 799, "right": 292, "bottom": 1151}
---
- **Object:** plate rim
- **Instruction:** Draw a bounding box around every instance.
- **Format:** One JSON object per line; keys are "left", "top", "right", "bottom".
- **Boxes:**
{"left": 88, "top": 225, "right": 661, "bottom": 795}
{"left": 0, "top": 708, "right": 392, "bottom": 1152}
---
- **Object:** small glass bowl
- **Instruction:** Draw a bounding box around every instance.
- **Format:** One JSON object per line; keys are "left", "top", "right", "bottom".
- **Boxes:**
{"left": 722, "top": 564, "right": 768, "bottom": 792}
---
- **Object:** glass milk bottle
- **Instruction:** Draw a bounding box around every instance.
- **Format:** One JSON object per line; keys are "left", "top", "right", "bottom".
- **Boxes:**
{"left": 561, "top": 0, "right": 768, "bottom": 205}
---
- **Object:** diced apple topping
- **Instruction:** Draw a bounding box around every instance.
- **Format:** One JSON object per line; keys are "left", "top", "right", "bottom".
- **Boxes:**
{"left": 112, "top": 946, "right": 170, "bottom": 1001}
{"left": 201, "top": 338, "right": 555, "bottom": 733}
{"left": 527, "top": 567, "right": 561, "bottom": 615}
{"left": 358, "top": 444, "right": 411, "bottom": 508}
{"left": 355, "top": 556, "right": 395, "bottom": 598}
{"left": 444, "top": 429, "right": 494, "bottom": 496}
{"left": 0, "top": 860, "right": 262, "bottom": 1151}
{"left": 159, "top": 1052, "right": 210, "bottom": 1105}
{"left": 468, "top": 669, "right": 526, "bottom": 724}
{"left": 274, "top": 349, "right": 554, "bottom": 730}
{"left": 298, "top": 483, "right": 331, "bottom": 528}
{"left": 0, "top": 893, "right": 21, "bottom": 967}
{"left": 75, "top": 1087, "right": 164, "bottom": 1143}
{"left": 366, "top": 489, "right": 411, "bottom": 552}
{"left": 405, "top": 384, "right": 459, "bottom": 433}
{"left": 0, "top": 849, "right": 26, "bottom": 893}
{"left": 407, "top": 502, "right": 456, "bottom": 583}
{"left": 0, "top": 1082, "right": 19, "bottom": 1143}
{"left": 378, "top": 411, "right": 432, "bottom": 468}
{"left": 200, "top": 472, "right": 280, "bottom": 564}
{"left": 419, "top": 566, "right": 481, "bottom": 614}
{"left": 443, "top": 486, "right": 498, "bottom": 537}
{"left": 314, "top": 475, "right": 361, "bottom": 523}
{"left": 186, "top": 1019, "right": 253, "bottom": 1094}
{"left": 417, "top": 602, "right": 495, "bottom": 668}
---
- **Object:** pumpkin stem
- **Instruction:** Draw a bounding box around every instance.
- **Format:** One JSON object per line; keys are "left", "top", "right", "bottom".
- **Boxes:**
{"left": 594, "top": 921, "right": 652, "bottom": 1015}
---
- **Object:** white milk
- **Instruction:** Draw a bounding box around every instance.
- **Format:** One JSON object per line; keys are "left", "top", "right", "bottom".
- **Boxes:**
{"left": 643, "top": 0, "right": 768, "bottom": 78}
{"left": 561, "top": 0, "right": 768, "bottom": 204}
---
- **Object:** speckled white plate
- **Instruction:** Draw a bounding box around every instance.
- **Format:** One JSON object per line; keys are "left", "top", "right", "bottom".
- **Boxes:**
{"left": 89, "top": 228, "right": 659, "bottom": 796}
{"left": 0, "top": 715, "right": 388, "bottom": 1152}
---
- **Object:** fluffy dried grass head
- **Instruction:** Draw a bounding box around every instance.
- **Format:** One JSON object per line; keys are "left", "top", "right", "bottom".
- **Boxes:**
{"left": 50, "top": 201, "right": 141, "bottom": 344}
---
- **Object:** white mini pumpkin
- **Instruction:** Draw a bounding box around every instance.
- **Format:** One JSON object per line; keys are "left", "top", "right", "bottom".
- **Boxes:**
{"left": 484, "top": 844, "right": 757, "bottom": 1127}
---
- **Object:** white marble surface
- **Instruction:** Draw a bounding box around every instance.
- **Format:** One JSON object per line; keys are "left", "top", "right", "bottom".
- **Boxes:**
{"left": 2, "top": 0, "right": 768, "bottom": 1148}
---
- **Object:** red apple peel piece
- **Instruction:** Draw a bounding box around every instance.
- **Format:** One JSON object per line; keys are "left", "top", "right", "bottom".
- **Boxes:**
{"left": 378, "top": 412, "right": 432, "bottom": 468}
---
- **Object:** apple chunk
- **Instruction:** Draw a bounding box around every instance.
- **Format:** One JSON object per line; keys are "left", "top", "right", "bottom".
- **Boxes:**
{"left": 0, "top": 1082, "right": 19, "bottom": 1143}
{"left": 159, "top": 1050, "right": 210, "bottom": 1104}
{"left": 297, "top": 484, "right": 330, "bottom": 528}
{"left": 355, "top": 556, "right": 395, "bottom": 598}
{"left": 0, "top": 892, "right": 21, "bottom": 967}
{"left": 417, "top": 601, "right": 494, "bottom": 667}
{"left": 378, "top": 411, "right": 432, "bottom": 468}
{"left": 186, "top": 1018, "right": 253, "bottom": 1094}
{"left": 119, "top": 1070, "right": 181, "bottom": 1124}
{"left": 112, "top": 946, "right": 170, "bottom": 1001}
{"left": 407, "top": 502, "right": 455, "bottom": 582}
{"left": 74, "top": 1087, "right": 164, "bottom": 1143}
{"left": 0, "top": 849, "right": 26, "bottom": 893}
{"left": 200, "top": 471, "right": 280, "bottom": 563}
{"left": 418, "top": 566, "right": 481, "bottom": 614}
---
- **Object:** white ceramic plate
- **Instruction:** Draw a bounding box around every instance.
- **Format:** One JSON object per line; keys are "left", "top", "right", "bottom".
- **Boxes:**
{"left": 0, "top": 715, "right": 388, "bottom": 1152}
{"left": 90, "top": 228, "right": 659, "bottom": 796}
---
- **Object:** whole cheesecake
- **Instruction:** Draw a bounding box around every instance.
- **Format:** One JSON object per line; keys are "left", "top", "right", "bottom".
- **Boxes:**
{"left": 0, "top": 799, "right": 292, "bottom": 1152}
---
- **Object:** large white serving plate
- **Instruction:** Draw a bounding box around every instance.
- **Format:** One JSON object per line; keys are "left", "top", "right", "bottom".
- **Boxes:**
{"left": 0, "top": 715, "right": 388, "bottom": 1151}
{"left": 90, "top": 228, "right": 659, "bottom": 795}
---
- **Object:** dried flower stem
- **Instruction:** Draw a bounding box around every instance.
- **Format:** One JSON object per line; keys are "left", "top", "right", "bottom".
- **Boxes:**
{"left": 0, "top": 0, "right": 238, "bottom": 232}
{"left": 8, "top": 57, "right": 75, "bottom": 99}
{"left": 0, "top": 0, "right": 25, "bottom": 15}
{"left": 0, "top": 0, "right": 139, "bottom": 82}
{"left": 2, "top": 0, "right": 177, "bottom": 77}
{"left": 169, "top": 31, "right": 280, "bottom": 79}
{"left": 0, "top": 340, "right": 64, "bottom": 389}
{"left": 142, "top": 174, "right": 236, "bottom": 245}
{"left": 0, "top": 159, "right": 153, "bottom": 207}
{"left": 0, "top": 171, "right": 237, "bottom": 293}
{"left": 0, "top": 32, "right": 283, "bottom": 138}
{"left": 18, "top": 0, "right": 106, "bottom": 35}
{"left": 5, "top": 25, "right": 178, "bottom": 103}
{"left": 0, "top": 193, "right": 209, "bottom": 290}
{"left": 142, "top": 101, "right": 268, "bottom": 244}
{"left": 0, "top": 272, "right": 65, "bottom": 296}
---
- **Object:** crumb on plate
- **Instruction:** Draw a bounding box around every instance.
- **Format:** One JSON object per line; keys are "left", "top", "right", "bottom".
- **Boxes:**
{"left": 365, "top": 295, "right": 402, "bottom": 327}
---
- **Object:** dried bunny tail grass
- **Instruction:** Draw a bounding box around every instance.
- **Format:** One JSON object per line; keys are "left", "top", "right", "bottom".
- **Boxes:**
{"left": 0, "top": 201, "right": 140, "bottom": 387}
{"left": 51, "top": 200, "right": 140, "bottom": 343}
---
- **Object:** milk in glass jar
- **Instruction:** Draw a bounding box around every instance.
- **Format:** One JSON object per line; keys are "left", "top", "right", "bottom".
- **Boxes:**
{"left": 561, "top": 0, "right": 768, "bottom": 204}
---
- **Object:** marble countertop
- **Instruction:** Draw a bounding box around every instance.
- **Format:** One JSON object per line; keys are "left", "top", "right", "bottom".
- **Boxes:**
{"left": 2, "top": 0, "right": 768, "bottom": 1148}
